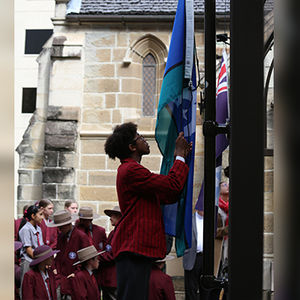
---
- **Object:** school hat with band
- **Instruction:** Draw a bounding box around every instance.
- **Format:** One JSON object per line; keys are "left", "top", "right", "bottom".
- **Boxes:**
{"left": 155, "top": 255, "right": 175, "bottom": 263}
{"left": 29, "top": 245, "right": 60, "bottom": 267}
{"left": 104, "top": 206, "right": 122, "bottom": 217}
{"left": 47, "top": 209, "right": 78, "bottom": 227}
{"left": 73, "top": 245, "right": 105, "bottom": 266}
{"left": 77, "top": 206, "right": 100, "bottom": 220}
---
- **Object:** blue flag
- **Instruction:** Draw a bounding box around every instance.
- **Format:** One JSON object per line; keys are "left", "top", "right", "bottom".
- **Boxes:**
{"left": 196, "top": 49, "right": 229, "bottom": 211}
{"left": 155, "top": 0, "right": 196, "bottom": 257}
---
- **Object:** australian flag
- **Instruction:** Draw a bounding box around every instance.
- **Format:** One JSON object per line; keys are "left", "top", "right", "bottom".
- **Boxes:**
{"left": 196, "top": 49, "right": 229, "bottom": 211}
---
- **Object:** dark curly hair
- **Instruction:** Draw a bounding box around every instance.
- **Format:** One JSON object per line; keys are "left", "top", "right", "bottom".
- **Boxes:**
{"left": 105, "top": 122, "right": 137, "bottom": 160}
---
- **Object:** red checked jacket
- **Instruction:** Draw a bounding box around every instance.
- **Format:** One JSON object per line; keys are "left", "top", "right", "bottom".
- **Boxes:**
{"left": 22, "top": 268, "right": 57, "bottom": 300}
{"left": 112, "top": 158, "right": 189, "bottom": 259}
{"left": 148, "top": 265, "right": 176, "bottom": 300}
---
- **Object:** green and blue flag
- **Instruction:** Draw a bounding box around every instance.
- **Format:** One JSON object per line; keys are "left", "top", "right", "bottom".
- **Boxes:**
{"left": 155, "top": 0, "right": 196, "bottom": 256}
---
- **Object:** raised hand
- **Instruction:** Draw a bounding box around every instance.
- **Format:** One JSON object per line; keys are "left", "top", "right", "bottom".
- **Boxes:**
{"left": 174, "top": 132, "right": 193, "bottom": 159}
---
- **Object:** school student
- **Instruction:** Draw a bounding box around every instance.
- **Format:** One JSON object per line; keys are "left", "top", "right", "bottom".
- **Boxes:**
{"left": 148, "top": 256, "right": 176, "bottom": 300}
{"left": 18, "top": 205, "right": 44, "bottom": 294}
{"left": 75, "top": 206, "right": 107, "bottom": 290}
{"left": 64, "top": 199, "right": 79, "bottom": 215}
{"left": 39, "top": 199, "right": 58, "bottom": 249}
{"left": 70, "top": 245, "right": 103, "bottom": 300}
{"left": 21, "top": 245, "right": 59, "bottom": 300}
{"left": 104, "top": 123, "right": 190, "bottom": 300}
{"left": 15, "top": 241, "right": 22, "bottom": 300}
{"left": 15, "top": 205, "right": 29, "bottom": 241}
{"left": 48, "top": 209, "right": 91, "bottom": 298}
{"left": 98, "top": 206, "right": 122, "bottom": 300}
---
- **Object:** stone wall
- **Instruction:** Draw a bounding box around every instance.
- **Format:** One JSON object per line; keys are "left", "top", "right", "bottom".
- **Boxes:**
{"left": 42, "top": 106, "right": 79, "bottom": 211}
{"left": 77, "top": 28, "right": 205, "bottom": 231}
{"left": 16, "top": 110, "right": 45, "bottom": 214}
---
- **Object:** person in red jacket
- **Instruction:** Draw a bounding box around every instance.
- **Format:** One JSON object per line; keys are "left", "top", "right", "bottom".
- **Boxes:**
{"left": 70, "top": 245, "right": 103, "bottom": 300}
{"left": 39, "top": 199, "right": 58, "bottom": 249}
{"left": 48, "top": 209, "right": 91, "bottom": 298}
{"left": 75, "top": 206, "right": 107, "bottom": 290}
{"left": 14, "top": 205, "right": 29, "bottom": 241}
{"left": 98, "top": 205, "right": 122, "bottom": 300}
{"left": 21, "top": 245, "right": 59, "bottom": 300}
{"left": 104, "top": 122, "right": 191, "bottom": 300}
{"left": 148, "top": 256, "right": 176, "bottom": 300}
{"left": 76, "top": 206, "right": 107, "bottom": 252}
{"left": 15, "top": 241, "right": 22, "bottom": 300}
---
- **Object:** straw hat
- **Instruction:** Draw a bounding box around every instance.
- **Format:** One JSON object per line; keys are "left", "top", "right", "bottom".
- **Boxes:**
{"left": 155, "top": 255, "right": 175, "bottom": 263}
{"left": 30, "top": 245, "right": 60, "bottom": 267}
{"left": 73, "top": 245, "right": 105, "bottom": 266}
{"left": 47, "top": 210, "right": 78, "bottom": 227}
{"left": 104, "top": 206, "right": 122, "bottom": 217}
{"left": 77, "top": 206, "right": 100, "bottom": 220}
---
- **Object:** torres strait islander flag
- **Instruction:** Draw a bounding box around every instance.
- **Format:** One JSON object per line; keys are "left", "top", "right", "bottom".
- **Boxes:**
{"left": 155, "top": 0, "right": 196, "bottom": 256}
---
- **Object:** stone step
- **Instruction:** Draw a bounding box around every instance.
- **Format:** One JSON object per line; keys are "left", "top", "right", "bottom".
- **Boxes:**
{"left": 175, "top": 291, "right": 185, "bottom": 300}
{"left": 172, "top": 276, "right": 184, "bottom": 292}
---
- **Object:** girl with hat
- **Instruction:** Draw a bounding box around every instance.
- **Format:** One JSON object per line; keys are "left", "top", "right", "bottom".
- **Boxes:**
{"left": 76, "top": 206, "right": 107, "bottom": 252}
{"left": 21, "top": 245, "right": 59, "bottom": 300}
{"left": 70, "top": 245, "right": 103, "bottom": 300}
{"left": 75, "top": 206, "right": 107, "bottom": 290}
{"left": 48, "top": 210, "right": 91, "bottom": 298}
{"left": 148, "top": 256, "right": 176, "bottom": 300}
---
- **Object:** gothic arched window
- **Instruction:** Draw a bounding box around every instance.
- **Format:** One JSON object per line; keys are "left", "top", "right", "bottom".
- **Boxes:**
{"left": 142, "top": 53, "right": 156, "bottom": 117}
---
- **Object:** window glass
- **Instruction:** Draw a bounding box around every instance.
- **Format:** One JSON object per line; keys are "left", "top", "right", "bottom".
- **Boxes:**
{"left": 25, "top": 29, "right": 53, "bottom": 54}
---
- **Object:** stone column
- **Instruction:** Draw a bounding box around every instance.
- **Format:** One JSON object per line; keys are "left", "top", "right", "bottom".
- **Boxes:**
{"left": 43, "top": 106, "right": 79, "bottom": 210}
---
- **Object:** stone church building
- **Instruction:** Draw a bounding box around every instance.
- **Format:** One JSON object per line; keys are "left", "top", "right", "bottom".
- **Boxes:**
{"left": 15, "top": 0, "right": 274, "bottom": 293}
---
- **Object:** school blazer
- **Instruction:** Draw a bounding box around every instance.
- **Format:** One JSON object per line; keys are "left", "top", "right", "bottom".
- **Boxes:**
{"left": 112, "top": 158, "right": 189, "bottom": 259}
{"left": 40, "top": 219, "right": 58, "bottom": 249}
{"left": 148, "top": 266, "right": 176, "bottom": 300}
{"left": 55, "top": 226, "right": 91, "bottom": 294}
{"left": 76, "top": 222, "right": 108, "bottom": 286}
{"left": 22, "top": 269, "right": 57, "bottom": 300}
{"left": 98, "top": 230, "right": 117, "bottom": 288}
{"left": 70, "top": 269, "right": 101, "bottom": 300}
{"left": 76, "top": 223, "right": 107, "bottom": 252}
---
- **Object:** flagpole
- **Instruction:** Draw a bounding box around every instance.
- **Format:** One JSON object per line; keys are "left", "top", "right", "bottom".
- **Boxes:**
{"left": 203, "top": 0, "right": 216, "bottom": 282}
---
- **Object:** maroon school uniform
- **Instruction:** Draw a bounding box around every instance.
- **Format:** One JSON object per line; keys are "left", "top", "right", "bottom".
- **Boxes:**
{"left": 76, "top": 222, "right": 107, "bottom": 252}
{"left": 112, "top": 158, "right": 189, "bottom": 259}
{"left": 54, "top": 226, "right": 91, "bottom": 295}
{"left": 40, "top": 219, "right": 58, "bottom": 249}
{"left": 76, "top": 222, "right": 107, "bottom": 287}
{"left": 70, "top": 269, "right": 101, "bottom": 300}
{"left": 22, "top": 268, "right": 57, "bottom": 300}
{"left": 148, "top": 266, "right": 176, "bottom": 300}
{"left": 98, "top": 230, "right": 117, "bottom": 288}
{"left": 14, "top": 218, "right": 22, "bottom": 241}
